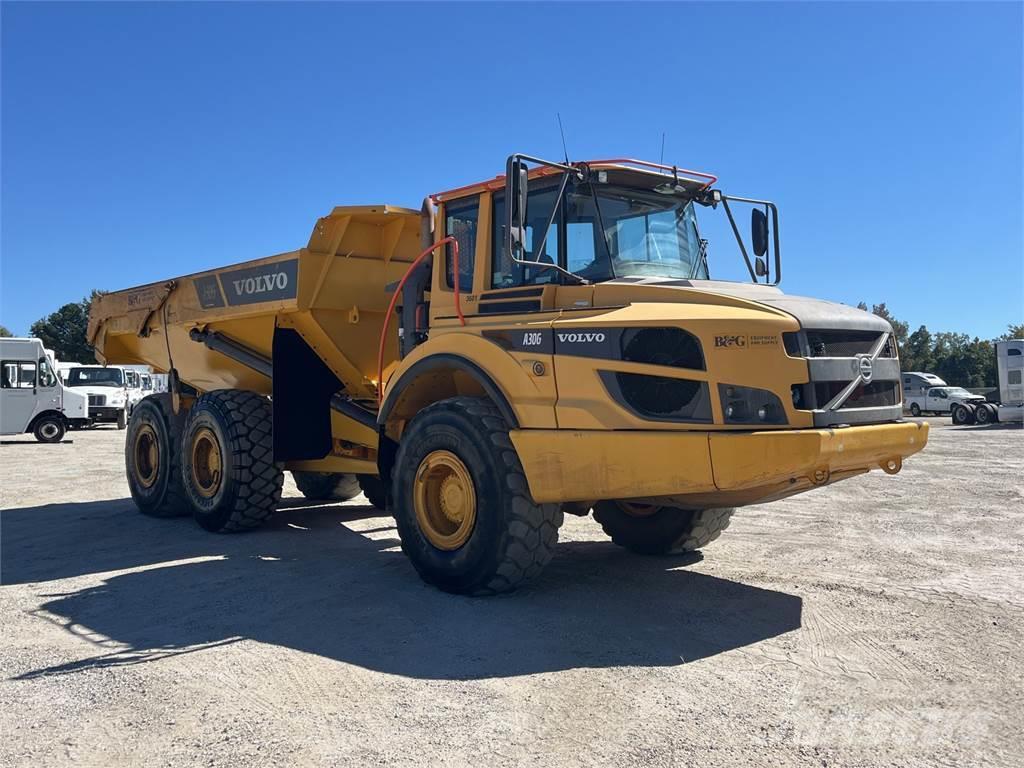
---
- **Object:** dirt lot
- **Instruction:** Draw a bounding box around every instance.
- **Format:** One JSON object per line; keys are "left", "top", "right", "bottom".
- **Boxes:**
{"left": 1, "top": 418, "right": 1021, "bottom": 767}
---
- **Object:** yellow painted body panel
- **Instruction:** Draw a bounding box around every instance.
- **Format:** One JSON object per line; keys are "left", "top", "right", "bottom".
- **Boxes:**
{"left": 512, "top": 421, "right": 928, "bottom": 506}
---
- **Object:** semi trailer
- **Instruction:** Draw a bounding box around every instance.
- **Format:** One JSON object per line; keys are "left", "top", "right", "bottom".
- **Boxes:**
{"left": 88, "top": 154, "right": 929, "bottom": 594}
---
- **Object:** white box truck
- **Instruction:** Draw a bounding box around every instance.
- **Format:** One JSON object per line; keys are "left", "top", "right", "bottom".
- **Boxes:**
{"left": 1, "top": 338, "right": 90, "bottom": 442}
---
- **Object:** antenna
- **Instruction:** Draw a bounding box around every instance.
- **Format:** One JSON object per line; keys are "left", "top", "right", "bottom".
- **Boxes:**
{"left": 557, "top": 113, "right": 570, "bottom": 164}
{"left": 659, "top": 132, "right": 666, "bottom": 165}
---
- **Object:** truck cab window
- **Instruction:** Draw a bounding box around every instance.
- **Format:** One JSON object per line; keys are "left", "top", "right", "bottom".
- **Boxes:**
{"left": 2, "top": 361, "right": 36, "bottom": 388}
{"left": 445, "top": 196, "right": 479, "bottom": 292}
{"left": 491, "top": 186, "right": 562, "bottom": 288}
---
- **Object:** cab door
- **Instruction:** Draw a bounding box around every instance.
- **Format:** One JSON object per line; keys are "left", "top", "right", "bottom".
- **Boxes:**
{"left": 1, "top": 359, "right": 38, "bottom": 434}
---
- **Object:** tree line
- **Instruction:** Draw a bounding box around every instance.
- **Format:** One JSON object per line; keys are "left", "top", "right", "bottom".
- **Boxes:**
{"left": 859, "top": 303, "right": 1023, "bottom": 389}
{"left": 2, "top": 295, "right": 1022, "bottom": 387}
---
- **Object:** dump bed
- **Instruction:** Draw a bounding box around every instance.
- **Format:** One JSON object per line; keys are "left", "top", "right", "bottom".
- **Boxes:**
{"left": 88, "top": 205, "right": 423, "bottom": 400}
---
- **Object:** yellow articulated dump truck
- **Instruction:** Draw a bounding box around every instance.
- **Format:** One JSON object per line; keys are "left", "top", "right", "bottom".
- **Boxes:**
{"left": 89, "top": 154, "right": 928, "bottom": 594}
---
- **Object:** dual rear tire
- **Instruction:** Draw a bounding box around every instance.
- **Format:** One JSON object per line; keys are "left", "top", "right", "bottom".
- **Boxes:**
{"left": 126, "top": 390, "right": 283, "bottom": 531}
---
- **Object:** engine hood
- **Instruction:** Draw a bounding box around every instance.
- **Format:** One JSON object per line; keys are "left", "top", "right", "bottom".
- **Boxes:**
{"left": 600, "top": 277, "right": 891, "bottom": 333}
{"left": 66, "top": 384, "right": 125, "bottom": 399}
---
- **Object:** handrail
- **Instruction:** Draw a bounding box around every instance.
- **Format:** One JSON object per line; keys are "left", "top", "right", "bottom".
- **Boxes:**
{"left": 376, "top": 236, "right": 462, "bottom": 405}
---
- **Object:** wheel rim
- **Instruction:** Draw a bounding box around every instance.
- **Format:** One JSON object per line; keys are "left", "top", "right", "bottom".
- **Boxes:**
{"left": 190, "top": 427, "right": 223, "bottom": 499}
{"left": 39, "top": 421, "right": 60, "bottom": 440}
{"left": 413, "top": 450, "right": 477, "bottom": 550}
{"left": 618, "top": 501, "right": 659, "bottom": 518}
{"left": 134, "top": 424, "right": 159, "bottom": 488}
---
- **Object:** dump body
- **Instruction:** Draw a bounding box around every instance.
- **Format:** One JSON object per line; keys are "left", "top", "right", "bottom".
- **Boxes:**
{"left": 89, "top": 205, "right": 423, "bottom": 472}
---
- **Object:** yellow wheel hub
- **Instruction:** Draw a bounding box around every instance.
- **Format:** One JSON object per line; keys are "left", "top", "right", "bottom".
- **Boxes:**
{"left": 134, "top": 424, "right": 159, "bottom": 489}
{"left": 190, "top": 427, "right": 223, "bottom": 499}
{"left": 414, "top": 450, "right": 477, "bottom": 550}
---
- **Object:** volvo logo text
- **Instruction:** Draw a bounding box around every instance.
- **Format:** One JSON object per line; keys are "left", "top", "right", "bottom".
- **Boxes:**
{"left": 232, "top": 272, "right": 289, "bottom": 296}
{"left": 557, "top": 332, "right": 606, "bottom": 343}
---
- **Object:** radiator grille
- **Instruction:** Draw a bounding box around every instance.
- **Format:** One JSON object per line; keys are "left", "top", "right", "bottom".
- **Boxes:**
{"left": 88, "top": 394, "right": 106, "bottom": 407}
{"left": 813, "top": 381, "right": 900, "bottom": 409}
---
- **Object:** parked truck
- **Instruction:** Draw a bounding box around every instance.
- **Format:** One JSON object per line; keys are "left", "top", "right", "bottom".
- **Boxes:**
{"left": 88, "top": 154, "right": 929, "bottom": 594}
{"left": 62, "top": 365, "right": 132, "bottom": 428}
{"left": 1, "top": 337, "right": 90, "bottom": 442}
{"left": 956, "top": 340, "right": 1024, "bottom": 425}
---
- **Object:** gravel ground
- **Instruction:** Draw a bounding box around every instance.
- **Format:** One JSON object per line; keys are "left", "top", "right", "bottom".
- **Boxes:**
{"left": 1, "top": 418, "right": 1021, "bottom": 767}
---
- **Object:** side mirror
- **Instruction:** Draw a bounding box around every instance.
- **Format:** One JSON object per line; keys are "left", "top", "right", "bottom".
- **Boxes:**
{"left": 506, "top": 157, "right": 529, "bottom": 258}
{"left": 754, "top": 257, "right": 767, "bottom": 277}
{"left": 751, "top": 208, "right": 768, "bottom": 258}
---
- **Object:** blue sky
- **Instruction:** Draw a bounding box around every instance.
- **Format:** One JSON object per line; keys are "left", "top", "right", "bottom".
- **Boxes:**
{"left": 2, "top": 1, "right": 1021, "bottom": 337}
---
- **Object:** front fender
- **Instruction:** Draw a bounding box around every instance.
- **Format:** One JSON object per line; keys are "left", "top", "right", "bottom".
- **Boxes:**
{"left": 379, "top": 332, "right": 557, "bottom": 430}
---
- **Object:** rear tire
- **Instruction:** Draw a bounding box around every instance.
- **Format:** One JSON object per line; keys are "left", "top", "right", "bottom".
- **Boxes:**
{"left": 357, "top": 474, "right": 387, "bottom": 510}
{"left": 974, "top": 402, "right": 992, "bottom": 424}
{"left": 951, "top": 403, "right": 969, "bottom": 425}
{"left": 593, "top": 502, "right": 734, "bottom": 555}
{"left": 33, "top": 415, "right": 66, "bottom": 443}
{"left": 909, "top": 403, "right": 921, "bottom": 417}
{"left": 391, "top": 397, "right": 563, "bottom": 595}
{"left": 126, "top": 395, "right": 190, "bottom": 517}
{"left": 292, "top": 471, "right": 361, "bottom": 501}
{"left": 182, "top": 390, "right": 283, "bottom": 532}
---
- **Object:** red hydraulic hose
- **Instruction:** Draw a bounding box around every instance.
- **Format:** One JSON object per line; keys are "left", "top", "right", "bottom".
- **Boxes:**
{"left": 377, "top": 236, "right": 462, "bottom": 406}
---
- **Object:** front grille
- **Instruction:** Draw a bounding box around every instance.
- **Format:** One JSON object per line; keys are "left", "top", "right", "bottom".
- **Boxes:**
{"left": 813, "top": 381, "right": 900, "bottom": 409}
{"left": 88, "top": 394, "right": 106, "bottom": 407}
{"left": 803, "top": 330, "right": 897, "bottom": 358}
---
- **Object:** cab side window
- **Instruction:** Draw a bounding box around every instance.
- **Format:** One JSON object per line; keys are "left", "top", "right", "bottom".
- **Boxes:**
{"left": 492, "top": 185, "right": 562, "bottom": 288}
{"left": 2, "top": 361, "right": 37, "bottom": 389}
{"left": 445, "top": 196, "right": 479, "bottom": 292}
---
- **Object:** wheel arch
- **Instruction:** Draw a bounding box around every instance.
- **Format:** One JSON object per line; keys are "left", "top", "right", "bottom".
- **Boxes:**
{"left": 376, "top": 353, "right": 519, "bottom": 484}
{"left": 26, "top": 409, "right": 67, "bottom": 433}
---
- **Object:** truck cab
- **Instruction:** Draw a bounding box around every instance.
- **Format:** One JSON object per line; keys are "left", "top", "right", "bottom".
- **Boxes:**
{"left": 63, "top": 365, "right": 131, "bottom": 429}
{"left": 0, "top": 338, "right": 89, "bottom": 442}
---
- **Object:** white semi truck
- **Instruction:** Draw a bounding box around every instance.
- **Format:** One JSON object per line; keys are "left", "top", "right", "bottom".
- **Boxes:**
{"left": 0, "top": 337, "right": 90, "bottom": 442}
{"left": 941, "top": 340, "right": 1024, "bottom": 425}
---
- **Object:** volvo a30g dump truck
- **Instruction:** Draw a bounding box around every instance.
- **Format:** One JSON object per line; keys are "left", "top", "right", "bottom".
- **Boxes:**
{"left": 89, "top": 154, "right": 929, "bottom": 595}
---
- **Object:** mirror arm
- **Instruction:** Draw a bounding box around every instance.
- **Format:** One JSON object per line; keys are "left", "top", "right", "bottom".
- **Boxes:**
{"left": 720, "top": 196, "right": 758, "bottom": 282}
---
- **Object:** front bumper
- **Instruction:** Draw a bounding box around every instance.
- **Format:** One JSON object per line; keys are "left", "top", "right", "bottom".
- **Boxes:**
{"left": 511, "top": 420, "right": 929, "bottom": 506}
{"left": 89, "top": 406, "right": 124, "bottom": 421}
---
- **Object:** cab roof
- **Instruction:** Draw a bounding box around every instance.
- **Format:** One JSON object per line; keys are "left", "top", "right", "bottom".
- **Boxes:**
{"left": 430, "top": 158, "right": 718, "bottom": 204}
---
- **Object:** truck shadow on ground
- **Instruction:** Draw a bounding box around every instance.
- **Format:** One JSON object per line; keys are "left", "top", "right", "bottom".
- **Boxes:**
{"left": 3, "top": 499, "right": 801, "bottom": 681}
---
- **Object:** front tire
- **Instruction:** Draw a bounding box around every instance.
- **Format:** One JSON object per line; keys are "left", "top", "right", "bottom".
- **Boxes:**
{"left": 391, "top": 397, "right": 563, "bottom": 595}
{"left": 33, "top": 415, "right": 66, "bottom": 443}
{"left": 182, "top": 390, "right": 283, "bottom": 532}
{"left": 292, "top": 471, "right": 361, "bottom": 501}
{"left": 592, "top": 502, "right": 734, "bottom": 555}
{"left": 116, "top": 408, "right": 127, "bottom": 430}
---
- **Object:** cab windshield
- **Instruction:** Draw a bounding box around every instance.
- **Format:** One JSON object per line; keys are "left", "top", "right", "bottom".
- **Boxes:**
{"left": 67, "top": 367, "right": 124, "bottom": 387}
{"left": 566, "top": 187, "right": 707, "bottom": 282}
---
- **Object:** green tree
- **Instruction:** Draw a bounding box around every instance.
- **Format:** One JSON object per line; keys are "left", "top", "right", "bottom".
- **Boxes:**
{"left": 1000, "top": 323, "right": 1024, "bottom": 340}
{"left": 28, "top": 290, "right": 105, "bottom": 363}
{"left": 904, "top": 325, "right": 933, "bottom": 372}
{"left": 0, "top": 325, "right": 13, "bottom": 338}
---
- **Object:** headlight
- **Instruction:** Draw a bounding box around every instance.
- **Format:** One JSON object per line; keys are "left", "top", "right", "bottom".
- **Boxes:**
{"left": 717, "top": 384, "right": 788, "bottom": 425}
{"left": 109, "top": 392, "right": 125, "bottom": 405}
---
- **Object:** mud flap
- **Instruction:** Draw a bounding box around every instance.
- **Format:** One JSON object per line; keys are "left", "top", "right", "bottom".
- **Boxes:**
{"left": 272, "top": 327, "right": 341, "bottom": 461}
